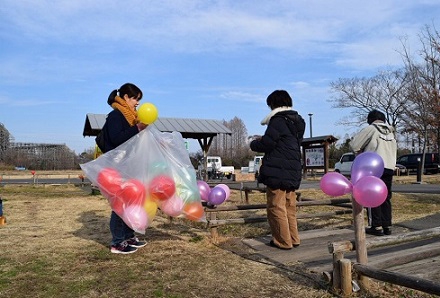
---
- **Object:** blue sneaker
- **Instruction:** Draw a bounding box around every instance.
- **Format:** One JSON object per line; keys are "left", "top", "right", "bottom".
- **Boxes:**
{"left": 126, "top": 237, "right": 147, "bottom": 248}
{"left": 111, "top": 241, "right": 137, "bottom": 254}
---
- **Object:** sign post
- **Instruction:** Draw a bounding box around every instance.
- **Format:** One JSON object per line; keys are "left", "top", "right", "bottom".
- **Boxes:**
{"left": 301, "top": 135, "right": 338, "bottom": 178}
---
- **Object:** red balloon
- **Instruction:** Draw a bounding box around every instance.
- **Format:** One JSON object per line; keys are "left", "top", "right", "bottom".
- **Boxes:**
{"left": 183, "top": 202, "right": 204, "bottom": 221}
{"left": 118, "top": 179, "right": 145, "bottom": 206}
{"left": 109, "top": 196, "right": 124, "bottom": 215}
{"left": 97, "top": 168, "right": 122, "bottom": 198}
{"left": 148, "top": 175, "right": 175, "bottom": 201}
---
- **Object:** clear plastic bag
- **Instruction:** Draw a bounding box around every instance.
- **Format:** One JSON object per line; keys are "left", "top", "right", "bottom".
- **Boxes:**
{"left": 80, "top": 126, "right": 205, "bottom": 234}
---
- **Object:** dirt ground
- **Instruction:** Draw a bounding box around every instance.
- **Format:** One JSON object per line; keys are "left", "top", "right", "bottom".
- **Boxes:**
{"left": 0, "top": 185, "right": 333, "bottom": 298}
{"left": 0, "top": 184, "right": 439, "bottom": 297}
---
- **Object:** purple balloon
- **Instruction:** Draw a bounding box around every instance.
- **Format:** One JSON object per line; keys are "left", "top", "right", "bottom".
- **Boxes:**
{"left": 320, "top": 172, "right": 353, "bottom": 197}
{"left": 208, "top": 187, "right": 227, "bottom": 205}
{"left": 351, "top": 152, "right": 384, "bottom": 184}
{"left": 197, "top": 180, "right": 211, "bottom": 202}
{"left": 215, "top": 184, "right": 230, "bottom": 200}
{"left": 352, "top": 176, "right": 388, "bottom": 207}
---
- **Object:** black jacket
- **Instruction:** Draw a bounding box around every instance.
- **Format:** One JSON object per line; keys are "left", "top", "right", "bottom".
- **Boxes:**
{"left": 250, "top": 110, "right": 305, "bottom": 190}
{"left": 102, "top": 109, "right": 139, "bottom": 152}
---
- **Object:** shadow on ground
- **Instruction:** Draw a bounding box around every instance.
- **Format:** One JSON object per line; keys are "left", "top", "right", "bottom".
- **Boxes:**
{"left": 217, "top": 237, "right": 330, "bottom": 293}
{"left": 72, "top": 211, "right": 187, "bottom": 247}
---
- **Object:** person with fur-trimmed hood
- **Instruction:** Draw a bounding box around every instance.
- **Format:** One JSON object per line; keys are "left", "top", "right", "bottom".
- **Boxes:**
{"left": 350, "top": 109, "right": 397, "bottom": 236}
{"left": 250, "top": 90, "right": 305, "bottom": 250}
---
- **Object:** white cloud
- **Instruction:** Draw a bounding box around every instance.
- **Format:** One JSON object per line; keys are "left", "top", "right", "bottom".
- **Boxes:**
{"left": 0, "top": 0, "right": 425, "bottom": 54}
{"left": 0, "top": 95, "right": 57, "bottom": 107}
{"left": 290, "top": 81, "right": 310, "bottom": 89}
{"left": 334, "top": 23, "right": 424, "bottom": 70}
{"left": 1, "top": 1, "right": 439, "bottom": 84}
{"left": 220, "top": 91, "right": 264, "bottom": 103}
{"left": 289, "top": 80, "right": 331, "bottom": 103}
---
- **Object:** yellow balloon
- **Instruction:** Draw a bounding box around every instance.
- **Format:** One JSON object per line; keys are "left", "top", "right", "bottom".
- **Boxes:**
{"left": 137, "top": 103, "right": 158, "bottom": 124}
{"left": 143, "top": 198, "right": 158, "bottom": 224}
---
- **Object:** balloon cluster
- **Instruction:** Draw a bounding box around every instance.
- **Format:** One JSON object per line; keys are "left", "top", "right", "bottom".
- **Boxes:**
{"left": 320, "top": 152, "right": 388, "bottom": 207}
{"left": 97, "top": 166, "right": 204, "bottom": 233}
{"left": 81, "top": 122, "right": 206, "bottom": 234}
{"left": 196, "top": 180, "right": 230, "bottom": 205}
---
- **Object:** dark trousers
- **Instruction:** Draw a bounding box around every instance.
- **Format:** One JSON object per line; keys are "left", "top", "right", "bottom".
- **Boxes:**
{"left": 110, "top": 211, "right": 134, "bottom": 246}
{"left": 367, "top": 168, "right": 393, "bottom": 228}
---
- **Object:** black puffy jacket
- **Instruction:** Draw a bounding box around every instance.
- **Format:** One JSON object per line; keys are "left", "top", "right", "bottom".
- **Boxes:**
{"left": 250, "top": 110, "right": 305, "bottom": 190}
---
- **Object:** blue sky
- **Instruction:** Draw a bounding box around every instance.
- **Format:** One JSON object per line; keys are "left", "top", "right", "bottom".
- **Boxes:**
{"left": 1, "top": 1, "right": 439, "bottom": 154}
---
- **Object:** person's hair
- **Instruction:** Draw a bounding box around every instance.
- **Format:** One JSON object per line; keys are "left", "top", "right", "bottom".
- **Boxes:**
{"left": 107, "top": 83, "right": 143, "bottom": 105}
{"left": 266, "top": 90, "right": 292, "bottom": 109}
{"left": 367, "top": 109, "right": 386, "bottom": 125}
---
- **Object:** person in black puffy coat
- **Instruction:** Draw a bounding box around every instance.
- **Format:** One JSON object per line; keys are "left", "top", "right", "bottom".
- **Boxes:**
{"left": 250, "top": 90, "right": 305, "bottom": 250}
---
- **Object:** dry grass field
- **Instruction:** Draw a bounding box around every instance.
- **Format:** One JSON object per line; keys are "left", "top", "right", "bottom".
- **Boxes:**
{"left": 1, "top": 175, "right": 440, "bottom": 297}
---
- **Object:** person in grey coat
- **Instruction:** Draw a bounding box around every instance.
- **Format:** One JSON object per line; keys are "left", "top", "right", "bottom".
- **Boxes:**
{"left": 350, "top": 110, "right": 397, "bottom": 236}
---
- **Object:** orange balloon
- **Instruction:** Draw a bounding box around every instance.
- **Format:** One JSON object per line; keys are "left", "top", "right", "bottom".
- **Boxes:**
{"left": 183, "top": 202, "right": 204, "bottom": 221}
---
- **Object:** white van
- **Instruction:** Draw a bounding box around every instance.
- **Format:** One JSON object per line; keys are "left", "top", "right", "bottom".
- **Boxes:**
{"left": 334, "top": 153, "right": 355, "bottom": 175}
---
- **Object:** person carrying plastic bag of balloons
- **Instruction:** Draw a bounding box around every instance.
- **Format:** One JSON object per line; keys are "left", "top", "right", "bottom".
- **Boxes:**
{"left": 83, "top": 82, "right": 205, "bottom": 255}
{"left": 95, "top": 83, "right": 149, "bottom": 254}
{"left": 350, "top": 110, "right": 397, "bottom": 236}
{"left": 250, "top": 90, "right": 305, "bottom": 250}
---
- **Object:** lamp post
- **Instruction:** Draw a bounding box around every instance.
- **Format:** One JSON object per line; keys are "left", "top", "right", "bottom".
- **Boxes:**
{"left": 308, "top": 113, "right": 313, "bottom": 138}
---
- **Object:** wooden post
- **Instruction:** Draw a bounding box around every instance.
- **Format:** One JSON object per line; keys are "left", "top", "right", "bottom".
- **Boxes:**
{"left": 332, "top": 252, "right": 343, "bottom": 291}
{"left": 340, "top": 258, "right": 352, "bottom": 296}
{"left": 322, "top": 271, "right": 332, "bottom": 284}
{"left": 352, "top": 197, "right": 369, "bottom": 290}
{"left": 210, "top": 212, "right": 218, "bottom": 243}
{"left": 245, "top": 189, "right": 250, "bottom": 204}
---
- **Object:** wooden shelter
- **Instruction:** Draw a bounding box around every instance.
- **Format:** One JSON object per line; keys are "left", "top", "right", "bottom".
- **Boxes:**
{"left": 82, "top": 113, "right": 232, "bottom": 178}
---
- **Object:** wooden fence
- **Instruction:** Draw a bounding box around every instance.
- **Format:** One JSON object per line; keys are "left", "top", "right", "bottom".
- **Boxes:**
{"left": 204, "top": 194, "right": 353, "bottom": 242}
{"left": 328, "top": 226, "right": 440, "bottom": 296}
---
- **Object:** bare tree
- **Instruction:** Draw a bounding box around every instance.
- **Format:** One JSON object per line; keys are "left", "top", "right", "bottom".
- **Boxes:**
{"left": 226, "top": 117, "right": 248, "bottom": 160}
{"left": 329, "top": 69, "right": 409, "bottom": 128}
{"left": 0, "top": 123, "right": 12, "bottom": 162}
{"left": 400, "top": 24, "right": 440, "bottom": 157}
{"left": 208, "top": 116, "right": 249, "bottom": 166}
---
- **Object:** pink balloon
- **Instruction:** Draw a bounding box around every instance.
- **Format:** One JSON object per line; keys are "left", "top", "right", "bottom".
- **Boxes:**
{"left": 320, "top": 172, "right": 353, "bottom": 197}
{"left": 351, "top": 152, "right": 384, "bottom": 184}
{"left": 160, "top": 195, "right": 184, "bottom": 217}
{"left": 123, "top": 205, "right": 148, "bottom": 232}
{"left": 352, "top": 176, "right": 387, "bottom": 207}
{"left": 216, "top": 184, "right": 230, "bottom": 200}
{"left": 197, "top": 180, "right": 211, "bottom": 202}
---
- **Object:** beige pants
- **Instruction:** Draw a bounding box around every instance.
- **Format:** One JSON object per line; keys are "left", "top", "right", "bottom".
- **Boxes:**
{"left": 266, "top": 187, "right": 300, "bottom": 249}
